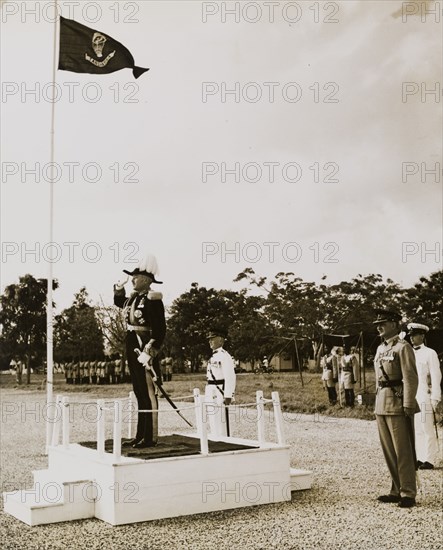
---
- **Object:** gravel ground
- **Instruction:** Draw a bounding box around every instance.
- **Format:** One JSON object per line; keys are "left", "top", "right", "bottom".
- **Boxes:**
{"left": 1, "top": 389, "right": 441, "bottom": 550}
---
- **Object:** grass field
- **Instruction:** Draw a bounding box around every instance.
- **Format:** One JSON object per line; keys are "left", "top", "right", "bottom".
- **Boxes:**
{"left": 0, "top": 370, "right": 381, "bottom": 421}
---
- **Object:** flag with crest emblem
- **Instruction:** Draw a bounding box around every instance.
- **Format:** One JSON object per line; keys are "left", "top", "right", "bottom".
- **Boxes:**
{"left": 58, "top": 16, "right": 149, "bottom": 79}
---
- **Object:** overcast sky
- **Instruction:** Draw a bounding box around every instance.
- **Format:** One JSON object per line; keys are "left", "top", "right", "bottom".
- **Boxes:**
{"left": 1, "top": 0, "right": 441, "bottom": 311}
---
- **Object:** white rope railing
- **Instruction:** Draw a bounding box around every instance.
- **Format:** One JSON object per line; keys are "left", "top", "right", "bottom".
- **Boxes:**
{"left": 137, "top": 405, "right": 197, "bottom": 413}
{"left": 50, "top": 389, "right": 286, "bottom": 460}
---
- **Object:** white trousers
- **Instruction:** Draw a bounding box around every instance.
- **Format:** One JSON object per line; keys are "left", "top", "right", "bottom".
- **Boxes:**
{"left": 415, "top": 396, "right": 440, "bottom": 465}
{"left": 204, "top": 384, "right": 227, "bottom": 439}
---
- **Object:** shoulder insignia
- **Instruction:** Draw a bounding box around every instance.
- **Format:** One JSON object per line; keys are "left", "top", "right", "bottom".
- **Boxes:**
{"left": 148, "top": 291, "right": 163, "bottom": 301}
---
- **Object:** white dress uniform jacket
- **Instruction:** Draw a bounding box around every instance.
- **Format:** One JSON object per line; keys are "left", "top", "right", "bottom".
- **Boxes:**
{"left": 207, "top": 348, "right": 236, "bottom": 398}
{"left": 413, "top": 344, "right": 441, "bottom": 465}
{"left": 205, "top": 347, "right": 236, "bottom": 438}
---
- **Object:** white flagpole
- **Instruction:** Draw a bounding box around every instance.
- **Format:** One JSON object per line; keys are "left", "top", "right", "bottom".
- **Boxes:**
{"left": 46, "top": 0, "right": 59, "bottom": 453}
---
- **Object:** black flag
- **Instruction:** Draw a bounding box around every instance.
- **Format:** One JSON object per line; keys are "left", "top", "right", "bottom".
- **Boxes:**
{"left": 58, "top": 16, "right": 149, "bottom": 79}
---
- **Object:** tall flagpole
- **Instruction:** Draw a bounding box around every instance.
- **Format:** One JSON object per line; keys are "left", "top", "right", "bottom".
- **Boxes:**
{"left": 46, "top": 0, "right": 59, "bottom": 452}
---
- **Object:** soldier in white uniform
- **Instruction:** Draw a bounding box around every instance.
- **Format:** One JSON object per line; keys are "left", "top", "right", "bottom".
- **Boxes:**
{"left": 408, "top": 322, "right": 441, "bottom": 470}
{"left": 205, "top": 328, "right": 236, "bottom": 439}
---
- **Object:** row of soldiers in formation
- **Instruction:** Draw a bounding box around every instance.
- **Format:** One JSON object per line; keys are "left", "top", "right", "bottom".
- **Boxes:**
{"left": 61, "top": 356, "right": 174, "bottom": 385}
{"left": 62, "top": 358, "right": 129, "bottom": 385}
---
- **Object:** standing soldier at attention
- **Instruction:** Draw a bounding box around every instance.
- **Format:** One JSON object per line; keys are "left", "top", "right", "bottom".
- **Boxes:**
{"left": 407, "top": 322, "right": 441, "bottom": 470}
{"left": 373, "top": 310, "right": 419, "bottom": 508}
{"left": 114, "top": 254, "right": 166, "bottom": 448}
{"left": 340, "top": 347, "right": 357, "bottom": 407}
{"left": 205, "top": 328, "right": 236, "bottom": 439}
{"left": 90, "top": 357, "right": 97, "bottom": 385}
{"left": 350, "top": 346, "right": 360, "bottom": 384}
{"left": 321, "top": 347, "right": 338, "bottom": 405}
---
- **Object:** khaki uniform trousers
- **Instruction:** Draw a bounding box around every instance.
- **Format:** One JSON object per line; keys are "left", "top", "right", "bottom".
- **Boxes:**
{"left": 376, "top": 414, "right": 416, "bottom": 498}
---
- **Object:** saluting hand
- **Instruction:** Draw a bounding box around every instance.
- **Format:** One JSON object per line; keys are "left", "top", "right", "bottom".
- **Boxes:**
{"left": 115, "top": 274, "right": 130, "bottom": 289}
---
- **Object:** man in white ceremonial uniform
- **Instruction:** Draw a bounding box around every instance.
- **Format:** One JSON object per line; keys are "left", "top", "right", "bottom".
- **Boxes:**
{"left": 205, "top": 328, "right": 236, "bottom": 439}
{"left": 408, "top": 322, "right": 442, "bottom": 470}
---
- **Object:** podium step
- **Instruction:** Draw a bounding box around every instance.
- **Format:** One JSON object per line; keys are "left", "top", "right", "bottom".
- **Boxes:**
{"left": 290, "top": 468, "right": 313, "bottom": 491}
{"left": 4, "top": 476, "right": 95, "bottom": 526}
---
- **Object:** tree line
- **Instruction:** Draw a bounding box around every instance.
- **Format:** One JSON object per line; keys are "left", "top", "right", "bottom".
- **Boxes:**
{"left": 1, "top": 270, "right": 442, "bottom": 382}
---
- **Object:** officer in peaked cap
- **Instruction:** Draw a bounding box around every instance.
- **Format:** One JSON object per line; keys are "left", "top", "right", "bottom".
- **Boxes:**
{"left": 373, "top": 310, "right": 402, "bottom": 324}
{"left": 114, "top": 253, "right": 166, "bottom": 448}
{"left": 372, "top": 309, "right": 419, "bottom": 507}
{"left": 205, "top": 326, "right": 236, "bottom": 439}
{"left": 407, "top": 322, "right": 441, "bottom": 470}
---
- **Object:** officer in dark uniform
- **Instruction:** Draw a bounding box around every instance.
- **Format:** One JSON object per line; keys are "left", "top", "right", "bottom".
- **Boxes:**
{"left": 114, "top": 255, "right": 166, "bottom": 448}
{"left": 373, "top": 309, "right": 419, "bottom": 508}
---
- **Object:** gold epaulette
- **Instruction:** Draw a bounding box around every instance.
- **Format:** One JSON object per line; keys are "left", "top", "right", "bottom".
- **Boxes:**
{"left": 148, "top": 291, "right": 163, "bottom": 301}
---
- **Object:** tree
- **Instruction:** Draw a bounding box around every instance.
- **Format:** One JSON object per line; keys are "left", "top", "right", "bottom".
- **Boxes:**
{"left": 0, "top": 274, "right": 58, "bottom": 384}
{"left": 235, "top": 269, "right": 325, "bottom": 369}
{"left": 95, "top": 297, "right": 127, "bottom": 359}
{"left": 234, "top": 269, "right": 413, "bottom": 369}
{"left": 166, "top": 283, "right": 238, "bottom": 371}
{"left": 54, "top": 288, "right": 104, "bottom": 361}
{"left": 403, "top": 270, "right": 443, "bottom": 328}
{"left": 229, "top": 290, "right": 277, "bottom": 365}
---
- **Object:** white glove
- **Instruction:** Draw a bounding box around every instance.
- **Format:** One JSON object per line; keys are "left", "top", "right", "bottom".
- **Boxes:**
{"left": 136, "top": 351, "right": 151, "bottom": 366}
{"left": 115, "top": 274, "right": 130, "bottom": 290}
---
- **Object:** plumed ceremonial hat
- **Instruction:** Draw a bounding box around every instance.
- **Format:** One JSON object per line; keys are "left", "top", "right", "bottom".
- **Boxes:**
{"left": 406, "top": 322, "right": 429, "bottom": 335}
{"left": 123, "top": 253, "right": 163, "bottom": 284}
{"left": 372, "top": 309, "right": 402, "bottom": 325}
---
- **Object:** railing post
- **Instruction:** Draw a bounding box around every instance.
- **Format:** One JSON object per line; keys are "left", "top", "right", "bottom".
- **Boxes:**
{"left": 272, "top": 391, "right": 285, "bottom": 446}
{"left": 256, "top": 391, "right": 265, "bottom": 447}
{"left": 97, "top": 399, "right": 105, "bottom": 458}
{"left": 200, "top": 402, "right": 209, "bottom": 455}
{"left": 194, "top": 388, "right": 202, "bottom": 438}
{"left": 51, "top": 394, "right": 62, "bottom": 447}
{"left": 127, "top": 391, "right": 137, "bottom": 439}
{"left": 113, "top": 400, "right": 122, "bottom": 462}
{"left": 62, "top": 396, "right": 70, "bottom": 449}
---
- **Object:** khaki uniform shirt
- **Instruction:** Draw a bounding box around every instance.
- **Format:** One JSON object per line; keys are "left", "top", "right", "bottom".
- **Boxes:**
{"left": 374, "top": 335, "right": 418, "bottom": 415}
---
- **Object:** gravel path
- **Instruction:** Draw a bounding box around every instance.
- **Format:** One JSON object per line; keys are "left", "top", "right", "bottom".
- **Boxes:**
{"left": 1, "top": 390, "right": 441, "bottom": 550}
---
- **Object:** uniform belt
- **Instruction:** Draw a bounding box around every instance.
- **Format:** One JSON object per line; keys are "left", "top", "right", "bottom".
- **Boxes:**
{"left": 342, "top": 367, "right": 352, "bottom": 372}
{"left": 378, "top": 380, "right": 402, "bottom": 388}
{"left": 207, "top": 379, "right": 225, "bottom": 385}
{"left": 127, "top": 325, "right": 149, "bottom": 332}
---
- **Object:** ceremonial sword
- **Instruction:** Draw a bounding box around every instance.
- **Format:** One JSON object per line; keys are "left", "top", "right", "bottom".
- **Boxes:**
{"left": 134, "top": 348, "right": 193, "bottom": 428}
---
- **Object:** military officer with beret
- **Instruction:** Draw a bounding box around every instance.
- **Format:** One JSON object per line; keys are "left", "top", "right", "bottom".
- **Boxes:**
{"left": 205, "top": 328, "right": 236, "bottom": 439}
{"left": 373, "top": 309, "right": 419, "bottom": 508}
{"left": 114, "top": 254, "right": 166, "bottom": 448}
{"left": 408, "top": 322, "right": 441, "bottom": 470}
